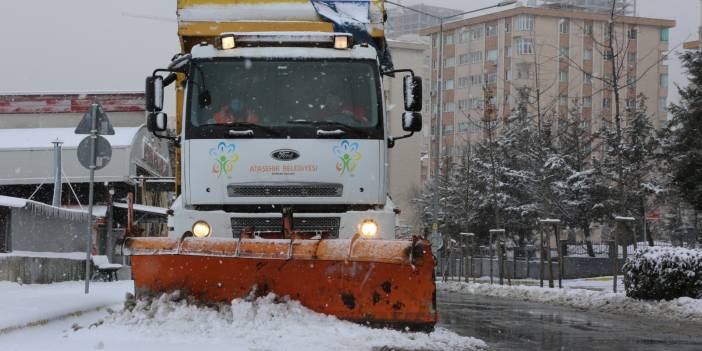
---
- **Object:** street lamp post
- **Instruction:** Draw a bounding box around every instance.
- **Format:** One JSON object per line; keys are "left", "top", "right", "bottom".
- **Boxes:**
{"left": 384, "top": 1, "right": 517, "bottom": 244}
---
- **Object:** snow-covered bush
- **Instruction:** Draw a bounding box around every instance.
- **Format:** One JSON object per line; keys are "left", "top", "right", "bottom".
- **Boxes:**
{"left": 623, "top": 247, "right": 702, "bottom": 300}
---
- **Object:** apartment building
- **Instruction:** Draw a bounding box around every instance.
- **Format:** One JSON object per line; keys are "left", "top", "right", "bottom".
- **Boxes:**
{"left": 421, "top": 6, "right": 674, "bottom": 171}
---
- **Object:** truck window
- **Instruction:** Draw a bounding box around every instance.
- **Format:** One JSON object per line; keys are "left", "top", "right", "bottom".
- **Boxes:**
{"left": 187, "top": 59, "right": 381, "bottom": 138}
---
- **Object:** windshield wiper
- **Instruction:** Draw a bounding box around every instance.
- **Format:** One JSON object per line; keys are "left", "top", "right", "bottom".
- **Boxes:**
{"left": 287, "top": 120, "right": 366, "bottom": 136}
{"left": 198, "top": 122, "right": 282, "bottom": 137}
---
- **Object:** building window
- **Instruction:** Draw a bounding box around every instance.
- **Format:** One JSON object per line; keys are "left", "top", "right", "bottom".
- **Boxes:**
{"left": 516, "top": 14, "right": 534, "bottom": 32}
{"left": 486, "top": 23, "right": 498, "bottom": 37}
{"left": 505, "top": 45, "right": 512, "bottom": 58}
{"left": 458, "top": 29, "right": 469, "bottom": 43}
{"left": 459, "top": 54, "right": 469, "bottom": 65}
{"left": 516, "top": 38, "right": 534, "bottom": 55}
{"left": 445, "top": 33, "right": 454, "bottom": 45}
{"left": 471, "top": 26, "right": 483, "bottom": 40}
{"left": 444, "top": 79, "right": 454, "bottom": 90}
{"left": 628, "top": 27, "right": 637, "bottom": 39}
{"left": 487, "top": 49, "right": 498, "bottom": 62}
{"left": 559, "top": 47, "right": 569, "bottom": 58}
{"left": 559, "top": 94, "right": 568, "bottom": 106}
{"left": 559, "top": 71, "right": 569, "bottom": 82}
{"left": 582, "top": 96, "right": 592, "bottom": 108}
{"left": 583, "top": 72, "right": 592, "bottom": 84}
{"left": 443, "top": 123, "right": 454, "bottom": 134}
{"left": 444, "top": 57, "right": 455, "bottom": 67}
{"left": 583, "top": 22, "right": 593, "bottom": 35}
{"left": 469, "top": 51, "right": 483, "bottom": 64}
{"left": 505, "top": 20, "right": 512, "bottom": 33}
{"left": 660, "top": 74, "right": 668, "bottom": 89}
{"left": 516, "top": 63, "right": 533, "bottom": 80}
{"left": 625, "top": 98, "right": 636, "bottom": 110}
{"left": 470, "top": 74, "right": 483, "bottom": 86}
{"left": 628, "top": 52, "right": 637, "bottom": 66}
{"left": 627, "top": 74, "right": 635, "bottom": 86}
{"left": 469, "top": 97, "right": 483, "bottom": 109}
{"left": 584, "top": 48, "right": 593, "bottom": 60}
{"left": 559, "top": 19, "right": 570, "bottom": 34}
{"left": 603, "top": 97, "right": 611, "bottom": 109}
{"left": 659, "top": 96, "right": 668, "bottom": 112}
{"left": 486, "top": 72, "right": 497, "bottom": 84}
{"left": 458, "top": 77, "right": 469, "bottom": 88}
{"left": 505, "top": 69, "right": 512, "bottom": 81}
{"left": 660, "top": 28, "right": 669, "bottom": 42}
{"left": 444, "top": 102, "right": 455, "bottom": 113}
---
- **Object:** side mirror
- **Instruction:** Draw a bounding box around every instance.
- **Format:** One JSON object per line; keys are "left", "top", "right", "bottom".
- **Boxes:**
{"left": 147, "top": 112, "right": 168, "bottom": 132}
{"left": 145, "top": 76, "right": 164, "bottom": 112}
{"left": 403, "top": 75, "right": 422, "bottom": 112}
{"left": 402, "top": 112, "right": 422, "bottom": 132}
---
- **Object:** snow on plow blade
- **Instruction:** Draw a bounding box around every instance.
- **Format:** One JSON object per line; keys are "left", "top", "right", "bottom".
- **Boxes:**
{"left": 123, "top": 236, "right": 437, "bottom": 331}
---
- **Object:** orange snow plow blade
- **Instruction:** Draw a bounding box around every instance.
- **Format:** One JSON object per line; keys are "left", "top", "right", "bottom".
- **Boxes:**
{"left": 123, "top": 236, "right": 437, "bottom": 331}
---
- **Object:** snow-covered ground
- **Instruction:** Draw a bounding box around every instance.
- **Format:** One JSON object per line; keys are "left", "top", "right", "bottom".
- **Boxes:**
{"left": 439, "top": 281, "right": 702, "bottom": 323}
{"left": 0, "top": 280, "right": 132, "bottom": 333}
{"left": 0, "top": 280, "right": 485, "bottom": 351}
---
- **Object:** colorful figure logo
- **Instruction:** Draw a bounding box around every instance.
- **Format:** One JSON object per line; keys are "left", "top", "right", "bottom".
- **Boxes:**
{"left": 333, "top": 140, "right": 362, "bottom": 176}
{"left": 209, "top": 141, "right": 240, "bottom": 178}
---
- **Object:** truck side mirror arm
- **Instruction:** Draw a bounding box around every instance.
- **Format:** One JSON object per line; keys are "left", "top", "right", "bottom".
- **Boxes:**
{"left": 387, "top": 132, "right": 414, "bottom": 148}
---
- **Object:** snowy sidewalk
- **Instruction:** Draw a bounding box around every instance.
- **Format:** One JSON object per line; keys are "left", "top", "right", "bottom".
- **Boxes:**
{"left": 0, "top": 280, "right": 133, "bottom": 333}
{"left": 439, "top": 281, "right": 702, "bottom": 323}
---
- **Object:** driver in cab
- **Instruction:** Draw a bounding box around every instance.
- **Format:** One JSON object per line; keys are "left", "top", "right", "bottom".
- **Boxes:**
{"left": 214, "top": 99, "right": 259, "bottom": 124}
{"left": 314, "top": 93, "right": 369, "bottom": 126}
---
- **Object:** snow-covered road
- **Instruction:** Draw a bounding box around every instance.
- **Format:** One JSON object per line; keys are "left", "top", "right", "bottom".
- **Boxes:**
{"left": 0, "top": 280, "right": 485, "bottom": 351}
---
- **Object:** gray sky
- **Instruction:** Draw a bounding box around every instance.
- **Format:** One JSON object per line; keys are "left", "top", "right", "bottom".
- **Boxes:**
{"left": 0, "top": 0, "right": 698, "bottom": 104}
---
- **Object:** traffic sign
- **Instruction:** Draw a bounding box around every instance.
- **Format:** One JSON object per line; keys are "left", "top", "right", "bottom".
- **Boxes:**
{"left": 77, "top": 135, "right": 112, "bottom": 170}
{"left": 75, "top": 102, "right": 115, "bottom": 135}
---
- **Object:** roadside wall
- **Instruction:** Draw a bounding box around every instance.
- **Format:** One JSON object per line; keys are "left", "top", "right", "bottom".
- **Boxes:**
{"left": 438, "top": 256, "right": 624, "bottom": 280}
{"left": 0, "top": 256, "right": 85, "bottom": 283}
{"left": 9, "top": 206, "right": 89, "bottom": 252}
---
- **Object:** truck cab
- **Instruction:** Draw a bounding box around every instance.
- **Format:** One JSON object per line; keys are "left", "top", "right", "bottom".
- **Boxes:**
{"left": 146, "top": 10, "right": 422, "bottom": 242}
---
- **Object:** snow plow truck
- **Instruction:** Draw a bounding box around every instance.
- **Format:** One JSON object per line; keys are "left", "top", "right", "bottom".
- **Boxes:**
{"left": 122, "top": 0, "right": 436, "bottom": 331}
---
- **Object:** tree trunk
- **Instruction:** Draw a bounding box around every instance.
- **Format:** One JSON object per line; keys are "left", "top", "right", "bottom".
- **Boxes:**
{"left": 584, "top": 225, "right": 595, "bottom": 257}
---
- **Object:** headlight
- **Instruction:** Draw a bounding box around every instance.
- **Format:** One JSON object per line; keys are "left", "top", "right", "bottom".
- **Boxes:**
{"left": 192, "top": 221, "right": 211, "bottom": 238}
{"left": 221, "top": 35, "right": 236, "bottom": 50}
{"left": 359, "top": 219, "right": 378, "bottom": 238}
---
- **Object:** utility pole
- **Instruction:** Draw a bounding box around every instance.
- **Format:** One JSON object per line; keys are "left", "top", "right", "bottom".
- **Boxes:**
{"left": 51, "top": 139, "right": 63, "bottom": 207}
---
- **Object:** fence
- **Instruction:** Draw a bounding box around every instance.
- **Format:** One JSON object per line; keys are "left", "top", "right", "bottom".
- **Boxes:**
{"left": 435, "top": 240, "right": 681, "bottom": 287}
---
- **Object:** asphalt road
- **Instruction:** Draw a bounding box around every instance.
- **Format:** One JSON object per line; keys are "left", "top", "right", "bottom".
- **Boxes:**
{"left": 437, "top": 291, "right": 702, "bottom": 351}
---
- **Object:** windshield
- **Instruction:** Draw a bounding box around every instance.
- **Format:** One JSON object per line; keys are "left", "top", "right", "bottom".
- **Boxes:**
{"left": 186, "top": 59, "right": 382, "bottom": 139}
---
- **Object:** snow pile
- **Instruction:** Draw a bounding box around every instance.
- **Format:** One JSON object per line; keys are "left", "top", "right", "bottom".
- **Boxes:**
{"left": 103, "top": 292, "right": 485, "bottom": 351}
{"left": 439, "top": 281, "right": 702, "bottom": 323}
{"left": 623, "top": 247, "right": 702, "bottom": 300}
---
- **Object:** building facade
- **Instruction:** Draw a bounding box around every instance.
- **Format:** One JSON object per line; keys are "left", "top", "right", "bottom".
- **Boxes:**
{"left": 385, "top": 3, "right": 463, "bottom": 39}
{"left": 421, "top": 6, "right": 674, "bottom": 176}
{"left": 528, "top": 0, "right": 637, "bottom": 15}
{"left": 384, "top": 37, "right": 430, "bottom": 234}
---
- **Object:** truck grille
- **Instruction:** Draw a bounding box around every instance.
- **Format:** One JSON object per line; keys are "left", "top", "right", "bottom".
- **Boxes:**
{"left": 231, "top": 217, "right": 341, "bottom": 238}
{"left": 228, "top": 183, "right": 343, "bottom": 197}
